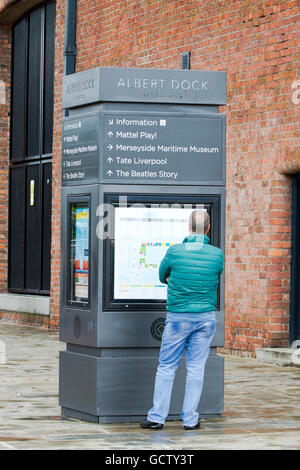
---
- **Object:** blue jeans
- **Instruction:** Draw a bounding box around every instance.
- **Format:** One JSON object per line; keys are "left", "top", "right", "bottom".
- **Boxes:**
{"left": 147, "top": 319, "right": 216, "bottom": 427}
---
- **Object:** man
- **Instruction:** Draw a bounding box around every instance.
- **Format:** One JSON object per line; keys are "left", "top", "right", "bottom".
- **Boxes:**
{"left": 141, "top": 209, "right": 224, "bottom": 430}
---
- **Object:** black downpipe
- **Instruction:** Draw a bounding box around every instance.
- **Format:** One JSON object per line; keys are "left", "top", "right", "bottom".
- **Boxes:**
{"left": 63, "top": 0, "right": 77, "bottom": 116}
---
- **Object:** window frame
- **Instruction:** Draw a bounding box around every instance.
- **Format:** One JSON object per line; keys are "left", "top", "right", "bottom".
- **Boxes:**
{"left": 290, "top": 175, "right": 300, "bottom": 345}
{"left": 66, "top": 195, "right": 92, "bottom": 309}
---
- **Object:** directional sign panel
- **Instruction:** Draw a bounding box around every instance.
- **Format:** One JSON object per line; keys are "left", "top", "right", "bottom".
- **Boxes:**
{"left": 61, "top": 111, "right": 225, "bottom": 186}
{"left": 62, "top": 113, "right": 100, "bottom": 185}
{"left": 102, "top": 113, "right": 225, "bottom": 185}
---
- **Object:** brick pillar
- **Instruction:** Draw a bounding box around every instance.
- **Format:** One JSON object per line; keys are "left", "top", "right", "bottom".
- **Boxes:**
{"left": 0, "top": 25, "right": 11, "bottom": 292}
{"left": 49, "top": 0, "right": 65, "bottom": 328}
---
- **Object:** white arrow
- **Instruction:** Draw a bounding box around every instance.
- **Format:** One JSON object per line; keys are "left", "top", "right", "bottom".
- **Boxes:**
{"left": 107, "top": 131, "right": 113, "bottom": 137}
{"left": 108, "top": 119, "right": 114, "bottom": 125}
{"left": 107, "top": 144, "right": 113, "bottom": 150}
{"left": 107, "top": 170, "right": 113, "bottom": 176}
{"left": 107, "top": 157, "right": 113, "bottom": 163}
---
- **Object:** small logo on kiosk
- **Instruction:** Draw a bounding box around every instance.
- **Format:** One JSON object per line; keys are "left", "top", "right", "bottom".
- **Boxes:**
{"left": 66, "top": 78, "right": 95, "bottom": 95}
{"left": 151, "top": 318, "right": 165, "bottom": 341}
{"left": 74, "top": 316, "right": 81, "bottom": 338}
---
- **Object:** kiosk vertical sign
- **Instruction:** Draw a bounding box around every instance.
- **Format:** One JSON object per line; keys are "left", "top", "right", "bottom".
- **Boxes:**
{"left": 62, "top": 112, "right": 100, "bottom": 185}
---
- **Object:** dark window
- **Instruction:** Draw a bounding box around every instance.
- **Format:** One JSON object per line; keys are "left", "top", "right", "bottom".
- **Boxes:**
{"left": 9, "top": 1, "right": 56, "bottom": 294}
{"left": 27, "top": 8, "right": 42, "bottom": 158}
{"left": 10, "top": 1, "right": 56, "bottom": 162}
{"left": 9, "top": 166, "right": 25, "bottom": 290}
{"left": 10, "top": 18, "right": 27, "bottom": 161}
{"left": 290, "top": 176, "right": 300, "bottom": 345}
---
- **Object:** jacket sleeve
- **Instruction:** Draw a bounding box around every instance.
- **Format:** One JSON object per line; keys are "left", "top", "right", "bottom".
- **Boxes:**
{"left": 159, "top": 249, "right": 172, "bottom": 284}
{"left": 218, "top": 250, "right": 224, "bottom": 274}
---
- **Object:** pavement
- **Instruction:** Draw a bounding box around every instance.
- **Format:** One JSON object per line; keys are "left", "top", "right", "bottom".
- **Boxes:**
{"left": 0, "top": 321, "right": 300, "bottom": 450}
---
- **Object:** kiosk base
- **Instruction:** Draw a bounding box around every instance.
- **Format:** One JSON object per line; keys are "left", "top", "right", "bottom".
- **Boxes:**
{"left": 59, "top": 348, "right": 224, "bottom": 424}
{"left": 61, "top": 407, "right": 222, "bottom": 424}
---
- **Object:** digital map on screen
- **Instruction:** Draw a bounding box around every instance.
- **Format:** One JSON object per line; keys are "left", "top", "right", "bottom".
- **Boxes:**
{"left": 114, "top": 206, "right": 205, "bottom": 300}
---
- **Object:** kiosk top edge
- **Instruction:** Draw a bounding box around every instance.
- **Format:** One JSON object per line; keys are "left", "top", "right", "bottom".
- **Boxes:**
{"left": 62, "top": 66, "right": 227, "bottom": 109}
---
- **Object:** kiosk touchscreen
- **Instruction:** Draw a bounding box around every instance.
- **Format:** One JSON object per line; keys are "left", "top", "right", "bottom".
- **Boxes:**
{"left": 113, "top": 206, "right": 207, "bottom": 301}
{"left": 59, "top": 67, "right": 226, "bottom": 423}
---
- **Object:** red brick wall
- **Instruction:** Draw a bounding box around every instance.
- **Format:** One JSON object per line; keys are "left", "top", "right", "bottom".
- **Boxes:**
{"left": 49, "top": 0, "right": 65, "bottom": 328}
{"left": 0, "top": 0, "right": 15, "bottom": 13}
{"left": 0, "top": 25, "right": 10, "bottom": 292}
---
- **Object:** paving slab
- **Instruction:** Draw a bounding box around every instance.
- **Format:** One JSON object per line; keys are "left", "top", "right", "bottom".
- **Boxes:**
{"left": 0, "top": 322, "right": 300, "bottom": 450}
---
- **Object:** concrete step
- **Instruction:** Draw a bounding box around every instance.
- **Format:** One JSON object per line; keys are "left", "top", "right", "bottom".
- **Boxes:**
{"left": 256, "top": 348, "right": 300, "bottom": 367}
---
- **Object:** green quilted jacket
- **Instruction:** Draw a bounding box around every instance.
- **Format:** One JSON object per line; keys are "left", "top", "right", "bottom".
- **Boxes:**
{"left": 159, "top": 234, "right": 224, "bottom": 313}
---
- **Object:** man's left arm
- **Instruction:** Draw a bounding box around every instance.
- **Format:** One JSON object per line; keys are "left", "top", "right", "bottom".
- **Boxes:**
{"left": 218, "top": 251, "right": 224, "bottom": 274}
{"left": 159, "top": 250, "right": 172, "bottom": 285}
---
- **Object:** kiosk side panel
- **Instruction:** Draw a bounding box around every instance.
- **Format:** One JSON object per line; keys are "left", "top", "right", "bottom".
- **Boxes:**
{"left": 59, "top": 184, "right": 99, "bottom": 346}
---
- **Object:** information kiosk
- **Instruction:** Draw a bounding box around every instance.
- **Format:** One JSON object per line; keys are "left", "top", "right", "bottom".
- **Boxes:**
{"left": 59, "top": 67, "right": 226, "bottom": 423}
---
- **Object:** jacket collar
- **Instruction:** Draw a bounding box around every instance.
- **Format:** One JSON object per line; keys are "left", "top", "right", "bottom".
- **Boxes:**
{"left": 183, "top": 234, "right": 210, "bottom": 244}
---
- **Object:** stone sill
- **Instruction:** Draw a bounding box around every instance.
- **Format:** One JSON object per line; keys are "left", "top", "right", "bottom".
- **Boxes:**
{"left": 0, "top": 293, "right": 49, "bottom": 316}
{"left": 256, "top": 348, "right": 300, "bottom": 368}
